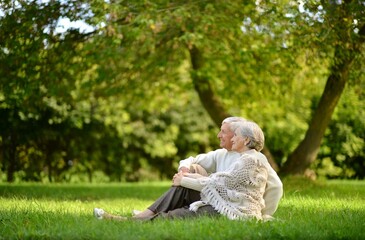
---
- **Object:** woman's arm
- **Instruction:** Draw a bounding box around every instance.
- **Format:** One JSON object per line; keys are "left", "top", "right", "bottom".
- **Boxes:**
{"left": 172, "top": 172, "right": 209, "bottom": 192}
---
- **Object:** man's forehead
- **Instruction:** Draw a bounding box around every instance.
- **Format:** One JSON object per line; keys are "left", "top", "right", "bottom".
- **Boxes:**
{"left": 221, "top": 123, "right": 231, "bottom": 130}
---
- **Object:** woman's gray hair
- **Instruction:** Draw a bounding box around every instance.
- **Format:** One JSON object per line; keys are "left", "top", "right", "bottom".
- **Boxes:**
{"left": 231, "top": 121, "right": 265, "bottom": 151}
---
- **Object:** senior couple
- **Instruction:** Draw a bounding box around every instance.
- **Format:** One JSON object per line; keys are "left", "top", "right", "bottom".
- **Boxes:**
{"left": 94, "top": 117, "right": 283, "bottom": 221}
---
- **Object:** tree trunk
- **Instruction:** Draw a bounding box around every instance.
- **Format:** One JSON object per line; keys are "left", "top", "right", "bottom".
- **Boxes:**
{"left": 280, "top": 46, "right": 354, "bottom": 176}
{"left": 5, "top": 134, "right": 17, "bottom": 183}
{"left": 188, "top": 45, "right": 279, "bottom": 171}
{"left": 281, "top": 1, "right": 365, "bottom": 176}
{"left": 188, "top": 46, "right": 230, "bottom": 126}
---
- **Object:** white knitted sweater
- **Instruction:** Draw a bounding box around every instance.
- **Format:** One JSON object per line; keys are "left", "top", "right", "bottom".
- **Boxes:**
{"left": 179, "top": 149, "right": 283, "bottom": 217}
{"left": 185, "top": 150, "right": 269, "bottom": 220}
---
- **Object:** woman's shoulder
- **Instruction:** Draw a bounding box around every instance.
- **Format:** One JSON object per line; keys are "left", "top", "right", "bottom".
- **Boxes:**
{"left": 240, "top": 150, "right": 269, "bottom": 167}
{"left": 240, "top": 150, "right": 259, "bottom": 160}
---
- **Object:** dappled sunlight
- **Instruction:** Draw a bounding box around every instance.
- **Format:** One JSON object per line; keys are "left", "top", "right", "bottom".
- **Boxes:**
{"left": 0, "top": 182, "right": 171, "bottom": 201}
{"left": 282, "top": 177, "right": 365, "bottom": 200}
{"left": 0, "top": 197, "right": 153, "bottom": 218}
{"left": 280, "top": 195, "right": 365, "bottom": 212}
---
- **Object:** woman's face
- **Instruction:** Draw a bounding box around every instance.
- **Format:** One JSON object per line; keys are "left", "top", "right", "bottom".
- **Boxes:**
{"left": 231, "top": 130, "right": 247, "bottom": 152}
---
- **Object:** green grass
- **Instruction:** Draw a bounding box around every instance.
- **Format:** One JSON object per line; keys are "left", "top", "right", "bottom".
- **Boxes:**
{"left": 0, "top": 178, "right": 364, "bottom": 240}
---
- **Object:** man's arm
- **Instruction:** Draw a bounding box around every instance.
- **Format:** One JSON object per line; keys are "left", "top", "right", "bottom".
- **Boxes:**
{"left": 178, "top": 149, "right": 225, "bottom": 173}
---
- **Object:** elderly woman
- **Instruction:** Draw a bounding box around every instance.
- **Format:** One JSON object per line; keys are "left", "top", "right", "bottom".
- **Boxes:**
{"left": 180, "top": 120, "right": 270, "bottom": 220}
{"left": 95, "top": 120, "right": 281, "bottom": 221}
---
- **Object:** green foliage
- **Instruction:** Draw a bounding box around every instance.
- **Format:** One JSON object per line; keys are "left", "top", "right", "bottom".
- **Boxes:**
{"left": 0, "top": 0, "right": 364, "bottom": 181}
{"left": 0, "top": 0, "right": 218, "bottom": 182}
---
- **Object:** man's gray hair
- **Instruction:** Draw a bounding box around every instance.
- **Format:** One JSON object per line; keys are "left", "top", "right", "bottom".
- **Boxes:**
{"left": 222, "top": 117, "right": 246, "bottom": 132}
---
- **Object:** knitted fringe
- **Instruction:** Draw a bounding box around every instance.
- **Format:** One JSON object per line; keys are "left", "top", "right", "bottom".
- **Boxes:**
{"left": 202, "top": 187, "right": 259, "bottom": 220}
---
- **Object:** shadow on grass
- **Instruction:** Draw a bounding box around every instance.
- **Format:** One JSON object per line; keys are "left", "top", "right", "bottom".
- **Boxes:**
{"left": 0, "top": 183, "right": 171, "bottom": 201}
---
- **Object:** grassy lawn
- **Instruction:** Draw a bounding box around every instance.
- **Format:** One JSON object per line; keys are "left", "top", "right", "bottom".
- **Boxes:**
{"left": 0, "top": 178, "right": 364, "bottom": 240}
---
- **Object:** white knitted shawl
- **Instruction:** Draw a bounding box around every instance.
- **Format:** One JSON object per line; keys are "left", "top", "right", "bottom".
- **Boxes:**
{"left": 189, "top": 151, "right": 268, "bottom": 220}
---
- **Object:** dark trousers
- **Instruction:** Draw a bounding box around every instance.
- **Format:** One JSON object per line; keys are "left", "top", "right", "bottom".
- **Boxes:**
{"left": 140, "top": 186, "right": 219, "bottom": 220}
{"left": 148, "top": 186, "right": 201, "bottom": 213}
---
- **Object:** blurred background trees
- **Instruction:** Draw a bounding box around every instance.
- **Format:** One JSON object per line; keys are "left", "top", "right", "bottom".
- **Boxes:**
{"left": 0, "top": 0, "right": 364, "bottom": 182}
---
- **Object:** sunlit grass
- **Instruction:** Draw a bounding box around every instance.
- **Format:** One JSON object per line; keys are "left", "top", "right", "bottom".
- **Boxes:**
{"left": 0, "top": 179, "right": 364, "bottom": 239}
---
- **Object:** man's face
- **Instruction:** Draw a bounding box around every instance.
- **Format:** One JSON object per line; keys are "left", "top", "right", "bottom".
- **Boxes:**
{"left": 217, "top": 123, "right": 234, "bottom": 150}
